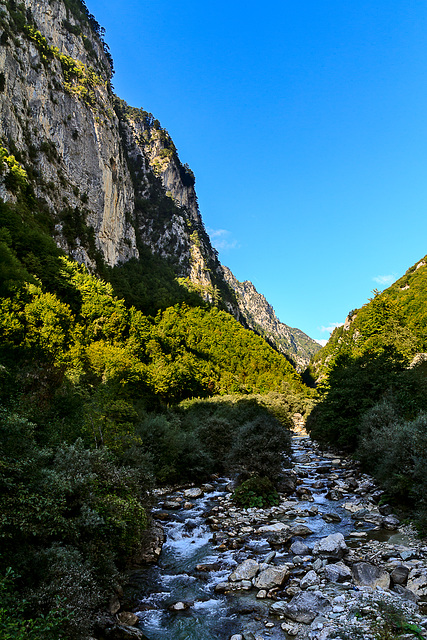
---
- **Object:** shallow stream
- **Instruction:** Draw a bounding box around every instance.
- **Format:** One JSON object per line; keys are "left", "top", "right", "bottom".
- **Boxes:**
{"left": 126, "top": 432, "right": 404, "bottom": 640}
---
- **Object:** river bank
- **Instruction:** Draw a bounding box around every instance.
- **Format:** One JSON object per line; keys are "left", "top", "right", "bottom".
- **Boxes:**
{"left": 102, "top": 430, "right": 427, "bottom": 639}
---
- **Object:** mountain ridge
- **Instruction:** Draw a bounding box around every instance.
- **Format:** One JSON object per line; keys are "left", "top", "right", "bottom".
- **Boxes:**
{"left": 222, "top": 266, "right": 320, "bottom": 370}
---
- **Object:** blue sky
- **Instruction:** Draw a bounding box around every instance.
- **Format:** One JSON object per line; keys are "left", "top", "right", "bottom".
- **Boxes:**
{"left": 88, "top": 0, "right": 427, "bottom": 344}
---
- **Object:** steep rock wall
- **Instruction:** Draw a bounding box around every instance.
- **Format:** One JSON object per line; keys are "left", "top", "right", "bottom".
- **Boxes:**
{"left": 0, "top": 0, "right": 138, "bottom": 267}
{"left": 222, "top": 266, "right": 320, "bottom": 370}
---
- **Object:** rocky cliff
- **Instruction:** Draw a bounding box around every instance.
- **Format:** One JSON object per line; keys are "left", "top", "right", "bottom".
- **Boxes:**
{"left": 222, "top": 266, "right": 320, "bottom": 371}
{"left": 222, "top": 266, "right": 320, "bottom": 370}
{"left": 0, "top": 0, "right": 320, "bottom": 358}
{"left": 0, "top": 0, "right": 235, "bottom": 307}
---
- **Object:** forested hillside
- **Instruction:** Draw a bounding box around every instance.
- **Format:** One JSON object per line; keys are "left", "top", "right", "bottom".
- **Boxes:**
{"left": 306, "top": 256, "right": 427, "bottom": 531}
{"left": 0, "top": 189, "right": 308, "bottom": 636}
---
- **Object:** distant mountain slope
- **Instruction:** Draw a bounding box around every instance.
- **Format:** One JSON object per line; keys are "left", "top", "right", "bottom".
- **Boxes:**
{"left": 222, "top": 266, "right": 320, "bottom": 370}
{"left": 308, "top": 255, "right": 427, "bottom": 383}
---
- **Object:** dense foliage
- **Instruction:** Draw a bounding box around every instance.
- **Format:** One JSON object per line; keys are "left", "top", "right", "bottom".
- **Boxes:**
{"left": 0, "top": 186, "right": 304, "bottom": 636}
{"left": 306, "top": 260, "right": 427, "bottom": 529}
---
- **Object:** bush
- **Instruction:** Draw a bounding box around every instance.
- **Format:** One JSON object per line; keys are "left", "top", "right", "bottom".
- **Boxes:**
{"left": 232, "top": 476, "right": 279, "bottom": 508}
{"left": 0, "top": 566, "right": 68, "bottom": 640}
{"left": 357, "top": 403, "right": 427, "bottom": 528}
{"left": 226, "top": 412, "right": 290, "bottom": 480}
{"left": 28, "top": 544, "right": 100, "bottom": 640}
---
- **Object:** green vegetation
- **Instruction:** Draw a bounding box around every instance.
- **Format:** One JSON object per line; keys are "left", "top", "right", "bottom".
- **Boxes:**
{"left": 232, "top": 476, "right": 279, "bottom": 508}
{"left": 306, "top": 258, "right": 427, "bottom": 530}
{"left": 0, "top": 164, "right": 305, "bottom": 634}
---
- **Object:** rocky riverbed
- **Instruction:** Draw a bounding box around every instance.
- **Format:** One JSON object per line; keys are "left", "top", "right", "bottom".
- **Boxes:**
{"left": 109, "top": 431, "right": 427, "bottom": 640}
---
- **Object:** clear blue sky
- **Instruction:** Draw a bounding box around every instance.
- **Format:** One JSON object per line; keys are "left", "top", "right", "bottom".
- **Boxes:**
{"left": 88, "top": 0, "right": 427, "bottom": 344}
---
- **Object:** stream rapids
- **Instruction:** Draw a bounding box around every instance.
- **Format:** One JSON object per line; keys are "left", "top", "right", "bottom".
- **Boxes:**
{"left": 121, "top": 431, "right": 427, "bottom": 640}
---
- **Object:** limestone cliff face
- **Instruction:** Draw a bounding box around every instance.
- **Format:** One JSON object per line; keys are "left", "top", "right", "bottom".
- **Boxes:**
{"left": 0, "top": 0, "right": 138, "bottom": 267}
{"left": 116, "top": 107, "right": 229, "bottom": 304}
{"left": 0, "top": 0, "right": 233, "bottom": 306}
{"left": 222, "top": 266, "right": 320, "bottom": 370}
{"left": 0, "top": 0, "right": 322, "bottom": 359}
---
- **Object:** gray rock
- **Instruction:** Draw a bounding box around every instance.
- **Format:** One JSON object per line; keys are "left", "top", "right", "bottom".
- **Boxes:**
{"left": 393, "top": 584, "right": 420, "bottom": 603}
{"left": 108, "top": 595, "right": 121, "bottom": 615}
{"left": 229, "top": 559, "right": 260, "bottom": 582}
{"left": 270, "top": 592, "right": 331, "bottom": 623}
{"left": 269, "top": 530, "right": 293, "bottom": 547}
{"left": 383, "top": 514, "right": 400, "bottom": 530}
{"left": 407, "top": 570, "right": 427, "bottom": 597}
{"left": 313, "top": 533, "right": 348, "bottom": 560}
{"left": 202, "top": 483, "right": 215, "bottom": 493}
{"left": 277, "top": 472, "right": 298, "bottom": 494}
{"left": 263, "top": 551, "right": 276, "bottom": 564}
{"left": 324, "top": 562, "right": 352, "bottom": 583}
{"left": 352, "top": 562, "right": 390, "bottom": 589}
{"left": 400, "top": 549, "right": 418, "bottom": 561}
{"left": 257, "top": 522, "right": 289, "bottom": 533}
{"left": 163, "top": 500, "right": 182, "bottom": 510}
{"left": 321, "top": 513, "right": 342, "bottom": 523}
{"left": 184, "top": 487, "right": 204, "bottom": 499}
{"left": 253, "top": 565, "right": 290, "bottom": 590}
{"left": 290, "top": 539, "right": 311, "bottom": 556}
{"left": 300, "top": 570, "right": 320, "bottom": 589}
{"left": 326, "top": 489, "right": 343, "bottom": 501}
{"left": 290, "top": 524, "right": 313, "bottom": 536}
{"left": 169, "top": 601, "right": 191, "bottom": 611}
{"left": 104, "top": 626, "right": 147, "bottom": 639}
{"left": 391, "top": 565, "right": 409, "bottom": 585}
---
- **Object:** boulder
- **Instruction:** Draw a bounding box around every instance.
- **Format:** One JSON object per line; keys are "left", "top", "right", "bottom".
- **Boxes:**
{"left": 390, "top": 565, "right": 409, "bottom": 586}
{"left": 117, "top": 612, "right": 139, "bottom": 626}
{"left": 352, "top": 562, "right": 390, "bottom": 589}
{"left": 257, "top": 522, "right": 289, "bottom": 534}
{"left": 300, "top": 570, "right": 320, "bottom": 589}
{"left": 324, "top": 562, "right": 352, "bottom": 583}
{"left": 270, "top": 592, "right": 331, "bottom": 624}
{"left": 184, "top": 487, "right": 204, "bottom": 499}
{"left": 103, "top": 625, "right": 148, "bottom": 639}
{"left": 268, "top": 530, "right": 293, "bottom": 547}
{"left": 383, "top": 514, "right": 400, "bottom": 530}
{"left": 393, "top": 584, "right": 419, "bottom": 603}
{"left": 277, "top": 472, "right": 298, "bottom": 494}
{"left": 230, "top": 559, "right": 260, "bottom": 582}
{"left": 253, "top": 565, "right": 290, "bottom": 590}
{"left": 169, "top": 601, "right": 191, "bottom": 611}
{"left": 290, "top": 539, "right": 311, "bottom": 556}
{"left": 321, "top": 513, "right": 342, "bottom": 523}
{"left": 407, "top": 570, "right": 427, "bottom": 597}
{"left": 326, "top": 489, "right": 343, "bottom": 501}
{"left": 313, "top": 533, "right": 348, "bottom": 560}
{"left": 163, "top": 501, "right": 182, "bottom": 510}
{"left": 108, "top": 595, "right": 121, "bottom": 615}
{"left": 289, "top": 524, "right": 313, "bottom": 537}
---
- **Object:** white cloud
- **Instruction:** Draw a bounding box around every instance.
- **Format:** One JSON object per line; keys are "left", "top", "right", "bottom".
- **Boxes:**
{"left": 373, "top": 274, "right": 396, "bottom": 286}
{"left": 320, "top": 322, "right": 344, "bottom": 334}
{"left": 316, "top": 339, "right": 329, "bottom": 347}
{"left": 207, "top": 228, "right": 239, "bottom": 251}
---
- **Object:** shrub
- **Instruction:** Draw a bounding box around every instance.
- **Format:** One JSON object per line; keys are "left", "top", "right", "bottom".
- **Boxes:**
{"left": 226, "top": 412, "right": 290, "bottom": 480}
{"left": 28, "top": 544, "right": 100, "bottom": 639}
{"left": 232, "top": 476, "right": 279, "bottom": 508}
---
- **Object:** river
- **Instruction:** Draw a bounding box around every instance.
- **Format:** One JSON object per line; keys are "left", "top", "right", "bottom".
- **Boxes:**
{"left": 123, "top": 431, "right": 427, "bottom": 640}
